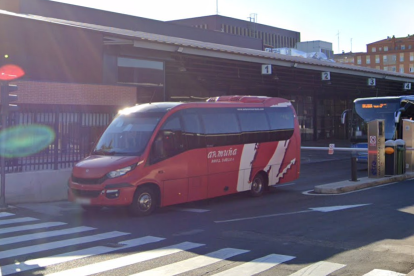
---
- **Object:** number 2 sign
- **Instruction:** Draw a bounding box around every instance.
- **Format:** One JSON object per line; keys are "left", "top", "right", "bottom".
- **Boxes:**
{"left": 321, "top": 72, "right": 330, "bottom": 81}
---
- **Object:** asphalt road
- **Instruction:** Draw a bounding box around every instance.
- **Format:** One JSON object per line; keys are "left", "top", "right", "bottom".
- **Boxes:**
{"left": 2, "top": 151, "right": 414, "bottom": 276}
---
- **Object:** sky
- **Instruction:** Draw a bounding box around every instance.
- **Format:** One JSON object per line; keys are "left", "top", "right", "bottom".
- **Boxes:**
{"left": 52, "top": 0, "right": 414, "bottom": 54}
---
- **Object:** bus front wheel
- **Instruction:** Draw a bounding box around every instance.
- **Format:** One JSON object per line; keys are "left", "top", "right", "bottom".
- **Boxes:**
{"left": 129, "top": 186, "right": 157, "bottom": 216}
{"left": 250, "top": 173, "right": 266, "bottom": 197}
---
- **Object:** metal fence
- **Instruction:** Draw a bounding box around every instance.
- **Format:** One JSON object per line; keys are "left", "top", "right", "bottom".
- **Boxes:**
{"left": 4, "top": 106, "right": 117, "bottom": 173}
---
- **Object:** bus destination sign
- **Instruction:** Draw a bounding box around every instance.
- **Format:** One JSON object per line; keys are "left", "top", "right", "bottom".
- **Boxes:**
{"left": 362, "top": 103, "right": 387, "bottom": 109}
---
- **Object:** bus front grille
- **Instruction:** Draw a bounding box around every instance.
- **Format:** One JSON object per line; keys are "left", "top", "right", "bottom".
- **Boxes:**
{"left": 71, "top": 189, "right": 101, "bottom": 198}
{"left": 71, "top": 175, "right": 107, "bottom": 185}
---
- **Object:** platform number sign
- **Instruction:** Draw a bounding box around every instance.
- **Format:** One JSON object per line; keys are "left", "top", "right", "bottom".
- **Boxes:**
{"left": 367, "top": 78, "right": 376, "bottom": 86}
{"left": 403, "top": 83, "right": 412, "bottom": 90}
{"left": 321, "top": 72, "right": 331, "bottom": 81}
{"left": 261, "top": 64, "right": 272, "bottom": 75}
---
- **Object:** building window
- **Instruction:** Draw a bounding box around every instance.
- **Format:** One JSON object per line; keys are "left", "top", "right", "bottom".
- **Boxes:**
{"left": 389, "top": 55, "right": 396, "bottom": 64}
{"left": 117, "top": 57, "right": 164, "bottom": 86}
{"left": 391, "top": 66, "right": 396, "bottom": 72}
{"left": 384, "top": 66, "right": 388, "bottom": 71}
{"left": 384, "top": 46, "right": 388, "bottom": 51}
{"left": 372, "top": 47, "right": 376, "bottom": 52}
{"left": 366, "top": 56, "right": 371, "bottom": 64}
{"left": 409, "top": 45, "right": 412, "bottom": 49}
{"left": 379, "top": 47, "right": 382, "bottom": 51}
{"left": 410, "top": 64, "right": 414, "bottom": 73}
{"left": 410, "top": 52, "right": 414, "bottom": 61}
{"left": 400, "top": 53, "right": 404, "bottom": 62}
{"left": 376, "top": 66, "right": 380, "bottom": 70}
{"left": 402, "top": 45, "right": 406, "bottom": 50}
{"left": 357, "top": 56, "right": 361, "bottom": 65}
{"left": 400, "top": 65, "right": 404, "bottom": 73}
{"left": 383, "top": 55, "right": 388, "bottom": 63}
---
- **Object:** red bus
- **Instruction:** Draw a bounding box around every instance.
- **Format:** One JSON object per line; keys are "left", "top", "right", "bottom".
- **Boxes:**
{"left": 68, "top": 96, "right": 301, "bottom": 216}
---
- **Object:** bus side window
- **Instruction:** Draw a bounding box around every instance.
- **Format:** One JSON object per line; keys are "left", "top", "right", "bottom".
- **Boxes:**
{"left": 181, "top": 109, "right": 204, "bottom": 150}
{"left": 200, "top": 109, "right": 241, "bottom": 147}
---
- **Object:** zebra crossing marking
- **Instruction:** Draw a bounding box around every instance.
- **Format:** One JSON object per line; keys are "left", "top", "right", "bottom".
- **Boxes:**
{"left": 289, "top": 261, "right": 346, "bottom": 276}
{"left": 0, "top": 213, "right": 408, "bottom": 276}
{"left": 0, "top": 231, "right": 128, "bottom": 260}
{"left": 130, "top": 248, "right": 249, "bottom": 276}
{"left": 173, "top": 207, "right": 210, "bottom": 213}
{"left": 0, "top": 236, "right": 164, "bottom": 276}
{"left": 363, "top": 269, "right": 406, "bottom": 276}
{"left": 0, "top": 226, "right": 95, "bottom": 246}
{"left": 0, "top": 222, "right": 67, "bottom": 235}
{"left": 45, "top": 242, "right": 204, "bottom": 276}
{"left": 211, "top": 254, "right": 295, "bottom": 276}
{"left": 0, "top": 217, "right": 38, "bottom": 226}
{"left": 0, "top": 212, "right": 14, "bottom": 218}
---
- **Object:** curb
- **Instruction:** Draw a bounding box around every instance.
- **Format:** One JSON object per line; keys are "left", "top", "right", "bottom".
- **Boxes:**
{"left": 314, "top": 172, "right": 414, "bottom": 194}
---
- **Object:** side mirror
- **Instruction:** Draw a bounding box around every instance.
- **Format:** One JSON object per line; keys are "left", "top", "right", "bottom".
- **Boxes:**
{"left": 395, "top": 111, "right": 402, "bottom": 123}
{"left": 341, "top": 109, "right": 351, "bottom": 125}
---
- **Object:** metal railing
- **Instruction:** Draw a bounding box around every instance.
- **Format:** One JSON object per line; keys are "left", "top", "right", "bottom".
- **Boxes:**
{"left": 3, "top": 107, "right": 116, "bottom": 173}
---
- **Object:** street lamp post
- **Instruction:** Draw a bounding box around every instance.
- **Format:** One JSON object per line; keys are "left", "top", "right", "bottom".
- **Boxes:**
{"left": 0, "top": 64, "right": 24, "bottom": 209}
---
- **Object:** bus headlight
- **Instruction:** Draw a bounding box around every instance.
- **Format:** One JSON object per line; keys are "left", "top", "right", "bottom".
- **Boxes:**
{"left": 107, "top": 165, "right": 135, "bottom": 179}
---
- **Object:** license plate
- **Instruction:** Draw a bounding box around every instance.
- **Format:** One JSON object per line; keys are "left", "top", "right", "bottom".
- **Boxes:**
{"left": 75, "top": 197, "right": 91, "bottom": 205}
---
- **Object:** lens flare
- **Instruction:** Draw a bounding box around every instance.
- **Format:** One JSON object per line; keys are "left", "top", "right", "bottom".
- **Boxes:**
{"left": 0, "top": 125, "right": 55, "bottom": 158}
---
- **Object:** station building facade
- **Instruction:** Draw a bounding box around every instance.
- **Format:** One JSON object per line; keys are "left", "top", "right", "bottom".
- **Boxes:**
{"left": 1, "top": 0, "right": 414, "bottom": 147}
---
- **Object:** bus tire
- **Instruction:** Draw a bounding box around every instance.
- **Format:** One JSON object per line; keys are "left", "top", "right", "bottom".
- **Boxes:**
{"left": 128, "top": 186, "right": 157, "bottom": 216}
{"left": 250, "top": 173, "right": 266, "bottom": 197}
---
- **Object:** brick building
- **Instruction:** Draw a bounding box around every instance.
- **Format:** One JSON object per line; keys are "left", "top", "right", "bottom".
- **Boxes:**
{"left": 334, "top": 35, "right": 414, "bottom": 74}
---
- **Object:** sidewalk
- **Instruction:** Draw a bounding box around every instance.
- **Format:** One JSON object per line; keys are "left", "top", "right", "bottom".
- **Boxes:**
{"left": 314, "top": 172, "right": 414, "bottom": 194}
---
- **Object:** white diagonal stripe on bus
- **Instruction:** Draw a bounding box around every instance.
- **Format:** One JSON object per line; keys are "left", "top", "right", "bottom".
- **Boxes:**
{"left": 0, "top": 226, "right": 95, "bottom": 246}
{"left": 0, "top": 217, "right": 38, "bottom": 226}
{"left": 363, "top": 269, "right": 406, "bottom": 276}
{"left": 45, "top": 242, "right": 204, "bottom": 276}
{"left": 130, "top": 248, "right": 249, "bottom": 276}
{"left": 211, "top": 254, "right": 295, "bottom": 276}
{"left": 0, "top": 212, "right": 15, "bottom": 218}
{"left": 289, "top": 261, "right": 346, "bottom": 276}
{"left": 0, "top": 231, "right": 128, "bottom": 260}
{"left": 0, "top": 236, "right": 165, "bottom": 276}
{"left": 0, "top": 222, "right": 67, "bottom": 235}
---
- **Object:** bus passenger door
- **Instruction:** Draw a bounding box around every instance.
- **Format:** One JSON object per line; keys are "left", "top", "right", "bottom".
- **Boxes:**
{"left": 180, "top": 110, "right": 208, "bottom": 202}
{"left": 149, "top": 117, "right": 189, "bottom": 207}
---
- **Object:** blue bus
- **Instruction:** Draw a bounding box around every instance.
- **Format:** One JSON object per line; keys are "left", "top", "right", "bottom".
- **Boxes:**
{"left": 342, "top": 96, "right": 414, "bottom": 162}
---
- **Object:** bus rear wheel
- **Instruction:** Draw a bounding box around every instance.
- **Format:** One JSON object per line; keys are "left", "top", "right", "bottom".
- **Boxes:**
{"left": 128, "top": 186, "right": 157, "bottom": 216}
{"left": 250, "top": 173, "right": 266, "bottom": 197}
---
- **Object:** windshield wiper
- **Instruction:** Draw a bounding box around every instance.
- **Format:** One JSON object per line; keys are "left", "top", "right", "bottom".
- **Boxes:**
{"left": 93, "top": 149, "right": 117, "bottom": 156}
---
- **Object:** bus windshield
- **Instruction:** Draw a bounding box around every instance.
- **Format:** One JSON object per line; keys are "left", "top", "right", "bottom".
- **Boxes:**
{"left": 352, "top": 99, "right": 400, "bottom": 141}
{"left": 93, "top": 112, "right": 164, "bottom": 156}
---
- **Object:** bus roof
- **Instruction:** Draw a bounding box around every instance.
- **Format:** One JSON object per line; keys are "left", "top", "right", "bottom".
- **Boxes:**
{"left": 119, "top": 95, "right": 291, "bottom": 115}
{"left": 354, "top": 95, "right": 414, "bottom": 103}
{"left": 119, "top": 102, "right": 182, "bottom": 114}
